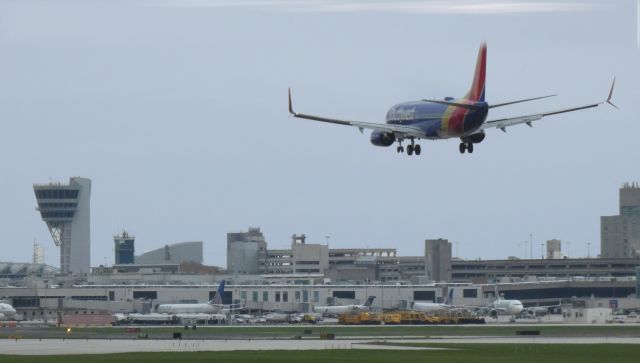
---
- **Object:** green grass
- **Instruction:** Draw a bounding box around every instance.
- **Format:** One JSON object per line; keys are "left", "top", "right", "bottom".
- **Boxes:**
{"left": 1, "top": 344, "right": 640, "bottom": 363}
{"left": 3, "top": 324, "right": 640, "bottom": 340}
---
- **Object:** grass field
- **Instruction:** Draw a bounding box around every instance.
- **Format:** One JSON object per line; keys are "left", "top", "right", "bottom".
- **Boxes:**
{"left": 3, "top": 324, "right": 640, "bottom": 340}
{"left": 1, "top": 344, "right": 640, "bottom": 363}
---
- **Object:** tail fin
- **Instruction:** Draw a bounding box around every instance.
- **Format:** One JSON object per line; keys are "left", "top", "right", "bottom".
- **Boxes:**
{"left": 444, "top": 289, "right": 454, "bottom": 305}
{"left": 465, "top": 43, "right": 487, "bottom": 102}
{"left": 364, "top": 296, "right": 376, "bottom": 307}
{"left": 210, "top": 280, "right": 225, "bottom": 305}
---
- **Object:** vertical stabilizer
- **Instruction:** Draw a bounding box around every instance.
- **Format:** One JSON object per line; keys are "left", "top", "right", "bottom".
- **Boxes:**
{"left": 444, "top": 289, "right": 454, "bottom": 305}
{"left": 364, "top": 296, "right": 376, "bottom": 307}
{"left": 210, "top": 280, "right": 225, "bottom": 305}
{"left": 465, "top": 43, "right": 487, "bottom": 102}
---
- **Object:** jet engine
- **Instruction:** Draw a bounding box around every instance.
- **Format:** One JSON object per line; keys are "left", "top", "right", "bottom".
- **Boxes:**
{"left": 461, "top": 131, "right": 486, "bottom": 144}
{"left": 370, "top": 130, "right": 396, "bottom": 147}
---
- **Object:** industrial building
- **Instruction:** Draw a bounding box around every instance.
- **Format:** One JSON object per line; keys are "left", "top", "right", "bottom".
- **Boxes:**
{"left": 425, "top": 239, "right": 452, "bottom": 282}
{"left": 601, "top": 182, "right": 640, "bottom": 258}
{"left": 33, "top": 177, "right": 92, "bottom": 274}
{"left": 547, "top": 239, "right": 562, "bottom": 259}
{"left": 114, "top": 231, "right": 135, "bottom": 265}
{"left": 225, "top": 228, "right": 640, "bottom": 284}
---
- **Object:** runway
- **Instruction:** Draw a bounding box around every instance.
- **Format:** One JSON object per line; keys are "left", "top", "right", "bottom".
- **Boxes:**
{"left": 1, "top": 335, "right": 639, "bottom": 355}
{"left": 0, "top": 338, "right": 439, "bottom": 355}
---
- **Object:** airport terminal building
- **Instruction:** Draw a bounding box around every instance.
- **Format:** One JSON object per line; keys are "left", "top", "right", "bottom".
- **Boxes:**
{"left": 1, "top": 179, "right": 639, "bottom": 321}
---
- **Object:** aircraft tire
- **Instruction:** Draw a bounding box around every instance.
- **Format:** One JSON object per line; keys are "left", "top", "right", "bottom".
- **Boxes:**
{"left": 414, "top": 144, "right": 421, "bottom": 155}
{"left": 459, "top": 143, "right": 466, "bottom": 154}
{"left": 467, "top": 143, "right": 474, "bottom": 153}
{"left": 407, "top": 144, "right": 414, "bottom": 155}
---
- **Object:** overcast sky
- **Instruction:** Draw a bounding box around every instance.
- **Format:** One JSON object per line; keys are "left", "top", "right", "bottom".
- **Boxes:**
{"left": 0, "top": 0, "right": 638, "bottom": 268}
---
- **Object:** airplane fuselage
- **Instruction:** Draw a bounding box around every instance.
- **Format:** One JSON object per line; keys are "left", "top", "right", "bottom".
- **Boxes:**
{"left": 491, "top": 299, "right": 524, "bottom": 316}
{"left": 385, "top": 100, "right": 488, "bottom": 139}
{"left": 156, "top": 303, "right": 220, "bottom": 314}
{"left": 412, "top": 302, "right": 450, "bottom": 313}
{"left": 313, "top": 305, "right": 367, "bottom": 315}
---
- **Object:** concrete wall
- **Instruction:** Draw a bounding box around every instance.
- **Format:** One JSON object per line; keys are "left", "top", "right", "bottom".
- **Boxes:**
{"left": 228, "top": 241, "right": 259, "bottom": 274}
{"left": 70, "top": 177, "right": 91, "bottom": 274}
{"left": 425, "top": 239, "right": 452, "bottom": 282}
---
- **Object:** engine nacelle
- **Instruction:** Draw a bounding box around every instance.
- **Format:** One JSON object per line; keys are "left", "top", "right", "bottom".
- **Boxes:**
{"left": 461, "top": 131, "right": 486, "bottom": 144}
{"left": 370, "top": 130, "right": 396, "bottom": 147}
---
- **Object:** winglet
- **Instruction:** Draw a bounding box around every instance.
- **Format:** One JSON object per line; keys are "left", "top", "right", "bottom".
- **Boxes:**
{"left": 606, "top": 77, "right": 618, "bottom": 109}
{"left": 288, "top": 88, "right": 296, "bottom": 115}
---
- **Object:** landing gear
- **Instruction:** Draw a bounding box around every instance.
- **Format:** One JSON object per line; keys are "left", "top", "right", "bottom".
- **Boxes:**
{"left": 459, "top": 142, "right": 474, "bottom": 154}
{"left": 396, "top": 140, "right": 421, "bottom": 156}
{"left": 405, "top": 138, "right": 420, "bottom": 156}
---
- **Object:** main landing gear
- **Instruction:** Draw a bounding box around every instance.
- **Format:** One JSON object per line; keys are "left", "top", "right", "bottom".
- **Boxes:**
{"left": 459, "top": 142, "right": 474, "bottom": 154}
{"left": 397, "top": 140, "right": 421, "bottom": 156}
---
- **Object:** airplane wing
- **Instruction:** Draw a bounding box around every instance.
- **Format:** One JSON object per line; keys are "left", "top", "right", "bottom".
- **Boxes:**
{"left": 288, "top": 89, "right": 426, "bottom": 139}
{"left": 481, "top": 78, "right": 617, "bottom": 133}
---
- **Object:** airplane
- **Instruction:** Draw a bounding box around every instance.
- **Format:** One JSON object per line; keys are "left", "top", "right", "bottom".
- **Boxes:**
{"left": 0, "top": 302, "right": 17, "bottom": 320}
{"left": 482, "top": 286, "right": 524, "bottom": 320}
{"left": 156, "top": 280, "right": 241, "bottom": 314}
{"left": 313, "top": 296, "right": 375, "bottom": 315}
{"left": 412, "top": 289, "right": 455, "bottom": 313}
{"left": 263, "top": 311, "right": 294, "bottom": 323}
{"left": 288, "top": 43, "right": 616, "bottom": 155}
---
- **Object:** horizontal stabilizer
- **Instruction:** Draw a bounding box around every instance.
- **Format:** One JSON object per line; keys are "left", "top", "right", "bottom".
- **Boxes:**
{"left": 488, "top": 94, "right": 556, "bottom": 108}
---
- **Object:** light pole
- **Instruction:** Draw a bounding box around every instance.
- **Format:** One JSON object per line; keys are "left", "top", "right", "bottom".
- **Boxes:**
{"left": 587, "top": 242, "right": 591, "bottom": 258}
{"left": 566, "top": 241, "right": 571, "bottom": 258}
{"left": 529, "top": 233, "right": 533, "bottom": 259}
{"left": 540, "top": 243, "right": 544, "bottom": 259}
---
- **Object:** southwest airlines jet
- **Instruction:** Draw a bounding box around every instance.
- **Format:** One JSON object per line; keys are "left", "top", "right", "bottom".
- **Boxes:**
{"left": 288, "top": 43, "right": 616, "bottom": 155}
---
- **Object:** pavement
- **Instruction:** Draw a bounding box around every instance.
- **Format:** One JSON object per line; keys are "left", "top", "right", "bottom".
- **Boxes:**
{"left": 0, "top": 338, "right": 441, "bottom": 355}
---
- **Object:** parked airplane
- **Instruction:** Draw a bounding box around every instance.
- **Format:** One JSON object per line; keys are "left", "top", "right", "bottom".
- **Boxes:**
{"left": 484, "top": 286, "right": 524, "bottom": 319}
{"left": 263, "top": 312, "right": 293, "bottom": 323}
{"left": 313, "top": 296, "right": 375, "bottom": 315}
{"left": 288, "top": 43, "right": 616, "bottom": 155}
{"left": 412, "top": 289, "right": 455, "bottom": 313}
{"left": 156, "top": 280, "right": 239, "bottom": 314}
{"left": 0, "top": 302, "right": 17, "bottom": 320}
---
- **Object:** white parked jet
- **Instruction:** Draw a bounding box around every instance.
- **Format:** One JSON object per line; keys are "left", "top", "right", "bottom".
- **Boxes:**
{"left": 313, "top": 296, "right": 375, "bottom": 316}
{"left": 156, "top": 280, "right": 240, "bottom": 314}
{"left": 0, "top": 302, "right": 17, "bottom": 320}
{"left": 485, "top": 286, "right": 524, "bottom": 318}
{"left": 412, "top": 289, "right": 455, "bottom": 313}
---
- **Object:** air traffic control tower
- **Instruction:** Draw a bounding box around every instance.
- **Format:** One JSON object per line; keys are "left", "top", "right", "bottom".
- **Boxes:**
{"left": 34, "top": 177, "right": 91, "bottom": 274}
